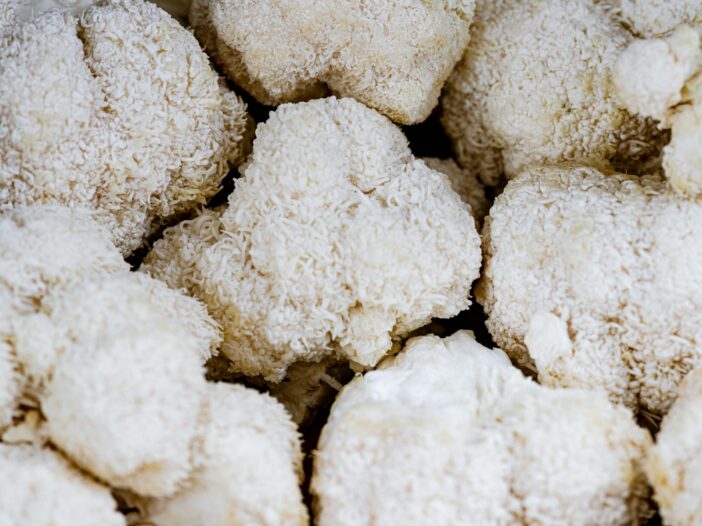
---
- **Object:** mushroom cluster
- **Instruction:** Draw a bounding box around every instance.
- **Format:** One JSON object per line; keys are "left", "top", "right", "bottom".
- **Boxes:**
{"left": 2, "top": 1, "right": 702, "bottom": 525}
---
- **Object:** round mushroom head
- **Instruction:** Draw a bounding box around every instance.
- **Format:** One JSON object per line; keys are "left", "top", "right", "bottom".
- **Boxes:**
{"left": 16, "top": 273, "right": 210, "bottom": 497}
{"left": 189, "top": 0, "right": 475, "bottom": 124}
{"left": 144, "top": 97, "right": 482, "bottom": 381}
{"left": 312, "top": 331, "right": 651, "bottom": 526}
{"left": 0, "top": 0, "right": 250, "bottom": 254}
{"left": 145, "top": 382, "right": 307, "bottom": 526}
{"left": 441, "top": 0, "right": 663, "bottom": 187}
{"left": 479, "top": 164, "right": 702, "bottom": 415}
